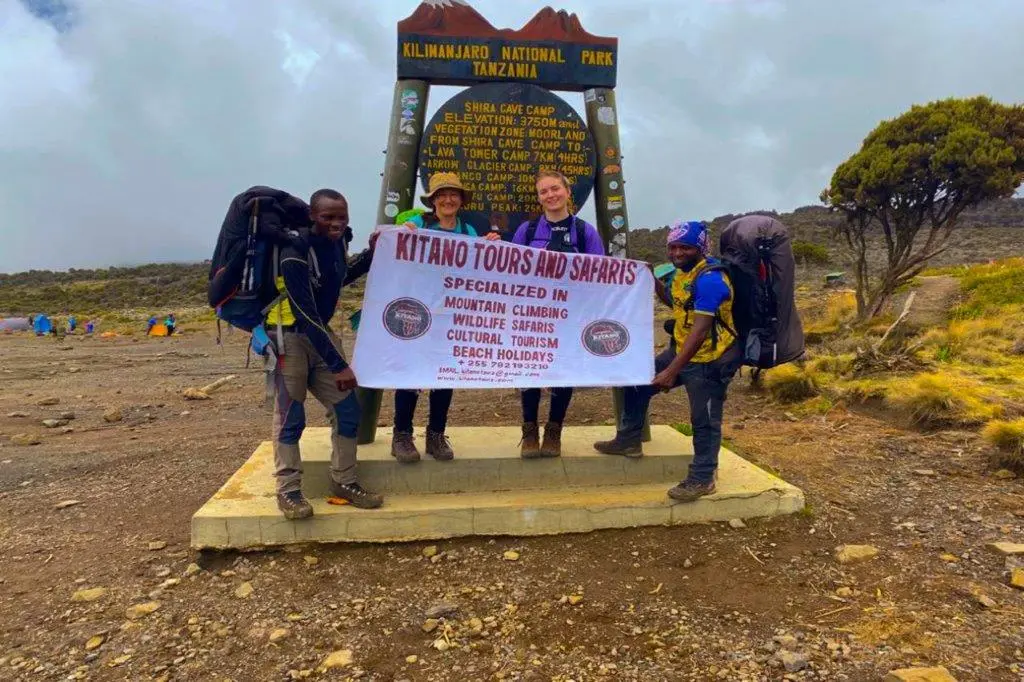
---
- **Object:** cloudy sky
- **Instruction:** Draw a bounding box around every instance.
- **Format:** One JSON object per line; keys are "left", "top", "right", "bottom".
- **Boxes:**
{"left": 2, "top": 0, "right": 1022, "bottom": 272}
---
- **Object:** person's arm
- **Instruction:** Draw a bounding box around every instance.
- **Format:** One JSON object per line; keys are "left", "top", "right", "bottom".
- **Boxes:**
{"left": 279, "top": 244, "right": 348, "bottom": 373}
{"left": 343, "top": 248, "right": 373, "bottom": 286}
{"left": 583, "top": 223, "right": 606, "bottom": 255}
{"left": 510, "top": 221, "right": 529, "bottom": 246}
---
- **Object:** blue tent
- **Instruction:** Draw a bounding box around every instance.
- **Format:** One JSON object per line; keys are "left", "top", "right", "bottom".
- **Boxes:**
{"left": 33, "top": 314, "right": 52, "bottom": 335}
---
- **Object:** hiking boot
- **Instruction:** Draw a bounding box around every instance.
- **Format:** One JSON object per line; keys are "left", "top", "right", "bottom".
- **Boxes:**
{"left": 391, "top": 431, "right": 420, "bottom": 463}
{"left": 539, "top": 421, "right": 563, "bottom": 458}
{"left": 276, "top": 490, "right": 313, "bottom": 520}
{"left": 593, "top": 436, "right": 643, "bottom": 459}
{"left": 667, "top": 479, "right": 716, "bottom": 503}
{"left": 329, "top": 481, "right": 384, "bottom": 509}
{"left": 425, "top": 429, "right": 454, "bottom": 461}
{"left": 520, "top": 422, "right": 542, "bottom": 459}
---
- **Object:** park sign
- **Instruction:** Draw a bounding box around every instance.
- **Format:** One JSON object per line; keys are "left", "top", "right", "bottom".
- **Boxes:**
{"left": 396, "top": 2, "right": 618, "bottom": 91}
{"left": 366, "top": 0, "right": 631, "bottom": 443}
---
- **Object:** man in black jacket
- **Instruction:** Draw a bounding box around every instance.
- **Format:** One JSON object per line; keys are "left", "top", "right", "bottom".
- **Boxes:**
{"left": 267, "top": 188, "right": 380, "bottom": 519}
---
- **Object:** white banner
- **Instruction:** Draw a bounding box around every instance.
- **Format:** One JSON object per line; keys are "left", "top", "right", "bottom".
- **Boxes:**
{"left": 351, "top": 228, "right": 654, "bottom": 389}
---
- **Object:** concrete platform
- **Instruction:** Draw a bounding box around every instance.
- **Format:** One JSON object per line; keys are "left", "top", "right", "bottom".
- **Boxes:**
{"left": 192, "top": 426, "right": 804, "bottom": 549}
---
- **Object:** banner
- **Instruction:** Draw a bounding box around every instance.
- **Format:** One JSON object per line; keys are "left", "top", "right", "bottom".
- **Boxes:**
{"left": 351, "top": 228, "right": 654, "bottom": 389}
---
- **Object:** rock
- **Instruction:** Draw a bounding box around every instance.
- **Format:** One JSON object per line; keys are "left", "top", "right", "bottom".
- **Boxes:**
{"left": 728, "top": 518, "right": 747, "bottom": 529}
{"left": 125, "top": 601, "right": 161, "bottom": 619}
{"left": 422, "top": 546, "right": 438, "bottom": 558}
{"left": 940, "top": 553, "right": 959, "bottom": 563}
{"left": 6, "top": 411, "right": 29, "bottom": 418}
{"left": 55, "top": 500, "right": 82, "bottom": 510}
{"left": 433, "top": 639, "right": 450, "bottom": 652}
{"left": 71, "top": 587, "right": 107, "bottom": 603}
{"left": 683, "top": 558, "right": 693, "bottom": 569}
{"left": 234, "top": 582, "right": 254, "bottom": 599}
{"left": 777, "top": 651, "right": 808, "bottom": 673}
{"left": 183, "top": 563, "right": 202, "bottom": 577}
{"left": 913, "top": 469, "right": 937, "bottom": 477}
{"left": 84, "top": 635, "right": 104, "bottom": 651}
{"left": 42, "top": 419, "right": 68, "bottom": 428}
{"left": 1011, "top": 568, "right": 1024, "bottom": 590}
{"left": 37, "top": 397, "right": 59, "bottom": 406}
{"left": 425, "top": 601, "right": 459, "bottom": 619}
{"left": 975, "top": 593, "right": 997, "bottom": 609}
{"left": 993, "top": 469, "right": 1017, "bottom": 480}
{"left": 269, "top": 628, "right": 290, "bottom": 643}
{"left": 147, "top": 541, "right": 167, "bottom": 551}
{"left": 468, "top": 617, "right": 484, "bottom": 634}
{"left": 834, "top": 544, "right": 880, "bottom": 564}
{"left": 303, "top": 556, "right": 319, "bottom": 566}
{"left": 503, "top": 550, "right": 520, "bottom": 561}
{"left": 567, "top": 594, "right": 584, "bottom": 605}
{"left": 10, "top": 434, "right": 41, "bottom": 446}
{"left": 422, "top": 619, "right": 439, "bottom": 633}
{"left": 320, "top": 649, "right": 353, "bottom": 669}
{"left": 69, "top": 367, "right": 81, "bottom": 373}
{"left": 59, "top": 411, "right": 76, "bottom": 420}
{"left": 406, "top": 654, "right": 419, "bottom": 664}
{"left": 102, "top": 408, "right": 123, "bottom": 423}
{"left": 987, "top": 542, "right": 1024, "bottom": 556}
{"left": 835, "top": 587, "right": 854, "bottom": 598}
{"left": 773, "top": 635, "right": 799, "bottom": 649}
{"left": 884, "top": 667, "right": 958, "bottom": 682}
{"left": 108, "top": 654, "right": 132, "bottom": 667}
{"left": 159, "top": 578, "right": 180, "bottom": 589}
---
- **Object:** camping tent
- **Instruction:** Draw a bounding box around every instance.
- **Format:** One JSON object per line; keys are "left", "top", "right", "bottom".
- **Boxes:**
{"left": 33, "top": 314, "right": 53, "bottom": 335}
{"left": 148, "top": 323, "right": 170, "bottom": 337}
{"left": 0, "top": 317, "right": 31, "bottom": 332}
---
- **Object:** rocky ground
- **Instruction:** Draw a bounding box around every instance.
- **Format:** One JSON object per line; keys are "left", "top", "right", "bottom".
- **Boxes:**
{"left": 1, "top": 329, "right": 1023, "bottom": 681}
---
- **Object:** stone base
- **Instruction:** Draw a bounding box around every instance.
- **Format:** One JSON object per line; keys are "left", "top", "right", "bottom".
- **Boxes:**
{"left": 191, "top": 426, "right": 804, "bottom": 548}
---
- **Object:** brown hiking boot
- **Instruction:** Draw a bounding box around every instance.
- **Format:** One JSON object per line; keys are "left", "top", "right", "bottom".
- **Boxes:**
{"left": 539, "top": 421, "right": 563, "bottom": 458}
{"left": 593, "top": 436, "right": 643, "bottom": 459}
{"left": 391, "top": 431, "right": 420, "bottom": 463}
{"left": 276, "top": 491, "right": 313, "bottom": 520}
{"left": 425, "top": 429, "right": 454, "bottom": 461}
{"left": 329, "top": 481, "right": 384, "bottom": 509}
{"left": 520, "top": 422, "right": 542, "bottom": 459}
{"left": 667, "top": 479, "right": 716, "bottom": 503}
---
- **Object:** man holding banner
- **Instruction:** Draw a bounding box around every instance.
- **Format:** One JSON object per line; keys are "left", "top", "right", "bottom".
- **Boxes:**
{"left": 595, "top": 221, "right": 742, "bottom": 503}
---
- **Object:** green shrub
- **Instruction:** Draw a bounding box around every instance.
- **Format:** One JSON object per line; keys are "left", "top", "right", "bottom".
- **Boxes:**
{"left": 792, "top": 241, "right": 830, "bottom": 266}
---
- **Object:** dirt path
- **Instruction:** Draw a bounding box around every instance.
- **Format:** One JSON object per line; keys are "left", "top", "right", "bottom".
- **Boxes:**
{"left": 1, "top": 330, "right": 1022, "bottom": 681}
{"left": 907, "top": 276, "right": 962, "bottom": 327}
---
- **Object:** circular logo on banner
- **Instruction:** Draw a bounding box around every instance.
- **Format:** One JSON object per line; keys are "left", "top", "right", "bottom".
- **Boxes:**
{"left": 581, "top": 320, "right": 630, "bottom": 357}
{"left": 382, "top": 298, "right": 431, "bottom": 340}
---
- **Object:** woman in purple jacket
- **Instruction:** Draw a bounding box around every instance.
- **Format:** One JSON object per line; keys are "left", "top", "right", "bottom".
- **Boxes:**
{"left": 510, "top": 169, "right": 606, "bottom": 459}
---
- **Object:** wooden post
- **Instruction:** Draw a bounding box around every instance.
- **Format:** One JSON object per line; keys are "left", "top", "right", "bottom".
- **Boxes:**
{"left": 584, "top": 88, "right": 650, "bottom": 442}
{"left": 357, "top": 79, "right": 430, "bottom": 445}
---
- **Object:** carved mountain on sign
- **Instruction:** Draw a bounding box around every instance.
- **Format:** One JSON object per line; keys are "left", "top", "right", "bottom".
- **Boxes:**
{"left": 398, "top": 2, "right": 617, "bottom": 47}
{"left": 514, "top": 7, "right": 616, "bottom": 46}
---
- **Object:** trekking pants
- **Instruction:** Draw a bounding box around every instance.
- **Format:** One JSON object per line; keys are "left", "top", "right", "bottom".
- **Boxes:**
{"left": 272, "top": 331, "right": 360, "bottom": 494}
{"left": 394, "top": 389, "right": 454, "bottom": 434}
{"left": 619, "top": 345, "right": 741, "bottom": 484}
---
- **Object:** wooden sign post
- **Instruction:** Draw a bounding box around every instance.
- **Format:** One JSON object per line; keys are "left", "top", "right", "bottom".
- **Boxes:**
{"left": 361, "top": 1, "right": 630, "bottom": 444}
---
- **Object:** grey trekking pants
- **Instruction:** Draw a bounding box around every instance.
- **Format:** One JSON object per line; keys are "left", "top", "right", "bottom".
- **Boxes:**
{"left": 272, "top": 331, "right": 361, "bottom": 494}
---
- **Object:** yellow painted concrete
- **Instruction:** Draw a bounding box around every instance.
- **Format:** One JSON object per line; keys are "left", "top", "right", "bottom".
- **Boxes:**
{"left": 192, "top": 426, "right": 804, "bottom": 548}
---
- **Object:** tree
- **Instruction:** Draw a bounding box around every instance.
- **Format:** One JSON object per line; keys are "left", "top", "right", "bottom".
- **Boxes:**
{"left": 822, "top": 96, "right": 1024, "bottom": 319}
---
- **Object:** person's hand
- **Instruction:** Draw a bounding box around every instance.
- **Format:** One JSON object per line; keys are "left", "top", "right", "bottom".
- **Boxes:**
{"left": 652, "top": 367, "right": 678, "bottom": 392}
{"left": 334, "top": 367, "right": 358, "bottom": 391}
{"left": 484, "top": 232, "right": 502, "bottom": 241}
{"left": 402, "top": 221, "right": 418, "bottom": 230}
{"left": 368, "top": 231, "right": 380, "bottom": 250}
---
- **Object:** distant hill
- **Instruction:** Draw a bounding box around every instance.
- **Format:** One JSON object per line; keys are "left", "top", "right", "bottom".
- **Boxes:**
{"left": 1, "top": 197, "right": 1021, "bottom": 316}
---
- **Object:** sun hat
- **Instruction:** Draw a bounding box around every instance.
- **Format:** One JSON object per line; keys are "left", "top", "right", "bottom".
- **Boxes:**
{"left": 421, "top": 172, "right": 472, "bottom": 208}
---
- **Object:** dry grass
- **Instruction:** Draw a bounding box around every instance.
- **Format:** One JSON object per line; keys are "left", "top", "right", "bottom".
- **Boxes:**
{"left": 983, "top": 418, "right": 1024, "bottom": 471}
{"left": 884, "top": 372, "right": 1002, "bottom": 427}
{"left": 764, "top": 364, "right": 820, "bottom": 403}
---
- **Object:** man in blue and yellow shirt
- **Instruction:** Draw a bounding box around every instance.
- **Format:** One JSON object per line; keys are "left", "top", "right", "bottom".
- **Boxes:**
{"left": 595, "top": 220, "right": 742, "bottom": 502}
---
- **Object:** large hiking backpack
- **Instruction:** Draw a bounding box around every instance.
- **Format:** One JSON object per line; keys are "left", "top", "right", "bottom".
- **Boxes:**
{"left": 207, "top": 186, "right": 311, "bottom": 333}
{"left": 718, "top": 215, "right": 805, "bottom": 368}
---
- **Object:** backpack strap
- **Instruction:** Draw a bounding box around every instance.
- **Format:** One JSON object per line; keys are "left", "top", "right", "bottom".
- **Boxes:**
{"left": 524, "top": 216, "right": 541, "bottom": 245}
{"left": 683, "top": 262, "right": 736, "bottom": 351}
{"left": 572, "top": 217, "right": 586, "bottom": 254}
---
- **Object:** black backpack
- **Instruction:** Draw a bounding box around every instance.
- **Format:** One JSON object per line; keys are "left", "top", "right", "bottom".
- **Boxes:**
{"left": 718, "top": 215, "right": 805, "bottom": 368}
{"left": 524, "top": 216, "right": 587, "bottom": 253}
{"left": 207, "top": 187, "right": 311, "bottom": 332}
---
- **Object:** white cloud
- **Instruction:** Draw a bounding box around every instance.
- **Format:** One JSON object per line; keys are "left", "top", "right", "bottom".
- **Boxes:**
{"left": 2, "top": 0, "right": 1023, "bottom": 271}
